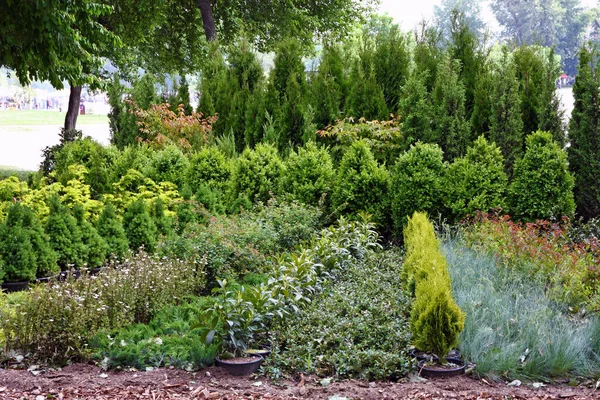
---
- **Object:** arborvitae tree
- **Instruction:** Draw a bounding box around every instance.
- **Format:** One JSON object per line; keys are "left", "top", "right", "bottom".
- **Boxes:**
{"left": 432, "top": 56, "right": 470, "bottom": 160}
{"left": 399, "top": 69, "right": 435, "bottom": 144}
{"left": 512, "top": 46, "right": 547, "bottom": 138}
{"left": 0, "top": 203, "right": 58, "bottom": 282}
{"left": 284, "top": 141, "right": 336, "bottom": 207}
{"left": 391, "top": 142, "right": 447, "bottom": 235}
{"left": 271, "top": 38, "right": 306, "bottom": 103}
{"left": 320, "top": 43, "right": 348, "bottom": 109}
{"left": 331, "top": 140, "right": 390, "bottom": 227}
{"left": 413, "top": 22, "right": 443, "bottom": 92}
{"left": 488, "top": 48, "right": 524, "bottom": 175}
{"left": 345, "top": 58, "right": 388, "bottom": 120}
{"left": 174, "top": 76, "right": 193, "bottom": 115}
{"left": 374, "top": 24, "right": 410, "bottom": 112}
{"left": 280, "top": 73, "right": 308, "bottom": 150}
{"left": 539, "top": 48, "right": 566, "bottom": 147}
{"left": 444, "top": 136, "right": 507, "bottom": 222}
{"left": 310, "top": 44, "right": 345, "bottom": 129}
{"left": 568, "top": 45, "right": 600, "bottom": 219}
{"left": 470, "top": 61, "right": 494, "bottom": 136}
{"left": 448, "top": 9, "right": 485, "bottom": 119}
{"left": 73, "top": 204, "right": 107, "bottom": 268}
{"left": 228, "top": 39, "right": 264, "bottom": 93}
{"left": 96, "top": 202, "right": 129, "bottom": 260}
{"left": 45, "top": 194, "right": 85, "bottom": 270}
{"left": 123, "top": 198, "right": 157, "bottom": 253}
{"left": 107, "top": 73, "right": 129, "bottom": 149}
{"left": 149, "top": 197, "right": 172, "bottom": 237}
{"left": 229, "top": 84, "right": 252, "bottom": 152}
{"left": 244, "top": 82, "right": 269, "bottom": 146}
{"left": 509, "top": 131, "right": 575, "bottom": 221}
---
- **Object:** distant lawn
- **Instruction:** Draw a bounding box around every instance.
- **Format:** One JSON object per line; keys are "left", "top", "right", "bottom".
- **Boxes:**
{"left": 0, "top": 110, "right": 108, "bottom": 126}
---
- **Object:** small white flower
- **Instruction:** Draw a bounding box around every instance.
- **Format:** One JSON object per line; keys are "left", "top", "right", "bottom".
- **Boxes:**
{"left": 154, "top": 337, "right": 163, "bottom": 345}
{"left": 121, "top": 340, "right": 127, "bottom": 347}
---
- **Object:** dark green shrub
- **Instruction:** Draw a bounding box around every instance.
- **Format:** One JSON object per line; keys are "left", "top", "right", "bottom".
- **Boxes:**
{"left": 345, "top": 57, "right": 388, "bottom": 121}
{"left": 398, "top": 70, "right": 434, "bottom": 144}
{"left": 283, "top": 142, "right": 335, "bottom": 207}
{"left": 73, "top": 204, "right": 108, "bottom": 268}
{"left": 331, "top": 140, "right": 390, "bottom": 227}
{"left": 110, "top": 144, "right": 153, "bottom": 185}
{"left": 228, "top": 143, "right": 285, "bottom": 205}
{"left": 144, "top": 145, "right": 189, "bottom": 189}
{"left": 444, "top": 136, "right": 507, "bottom": 222}
{"left": 391, "top": 142, "right": 446, "bottom": 235}
{"left": 196, "top": 184, "right": 227, "bottom": 215}
{"left": 186, "top": 147, "right": 231, "bottom": 194}
{"left": 45, "top": 194, "right": 86, "bottom": 270}
{"left": 123, "top": 199, "right": 157, "bottom": 253}
{"left": 149, "top": 197, "right": 172, "bottom": 237}
{"left": 374, "top": 24, "right": 410, "bottom": 113}
{"left": 508, "top": 131, "right": 575, "bottom": 221}
{"left": 97, "top": 202, "right": 129, "bottom": 260}
{"left": 0, "top": 203, "right": 57, "bottom": 282}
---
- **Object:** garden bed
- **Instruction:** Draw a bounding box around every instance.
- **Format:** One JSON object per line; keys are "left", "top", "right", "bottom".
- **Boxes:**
{"left": 0, "top": 364, "right": 596, "bottom": 399}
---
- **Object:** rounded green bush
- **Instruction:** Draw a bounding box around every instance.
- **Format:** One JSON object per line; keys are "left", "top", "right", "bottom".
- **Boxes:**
{"left": 444, "top": 136, "right": 507, "bottom": 222}
{"left": 391, "top": 142, "right": 446, "bottom": 235}
{"left": 284, "top": 142, "right": 335, "bottom": 207}
{"left": 331, "top": 140, "right": 390, "bottom": 227}
{"left": 228, "top": 143, "right": 285, "bottom": 205}
{"left": 186, "top": 146, "right": 231, "bottom": 194}
{"left": 144, "top": 145, "right": 189, "bottom": 189}
{"left": 508, "top": 131, "right": 575, "bottom": 221}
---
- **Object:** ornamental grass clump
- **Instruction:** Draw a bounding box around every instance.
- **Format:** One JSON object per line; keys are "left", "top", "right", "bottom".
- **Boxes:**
{"left": 404, "top": 212, "right": 465, "bottom": 359}
{"left": 0, "top": 252, "right": 205, "bottom": 363}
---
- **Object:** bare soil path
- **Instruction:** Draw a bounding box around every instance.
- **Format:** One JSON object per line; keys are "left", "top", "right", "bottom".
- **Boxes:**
{"left": 0, "top": 364, "right": 597, "bottom": 399}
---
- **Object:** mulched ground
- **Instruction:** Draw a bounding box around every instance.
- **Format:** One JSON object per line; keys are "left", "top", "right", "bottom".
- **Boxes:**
{"left": 0, "top": 364, "right": 597, "bottom": 399}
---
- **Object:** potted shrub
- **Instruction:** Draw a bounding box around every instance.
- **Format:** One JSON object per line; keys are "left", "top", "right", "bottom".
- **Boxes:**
{"left": 195, "top": 279, "right": 265, "bottom": 376}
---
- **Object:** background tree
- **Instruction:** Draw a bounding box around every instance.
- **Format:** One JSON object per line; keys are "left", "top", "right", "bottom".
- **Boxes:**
{"left": 434, "top": 0, "right": 485, "bottom": 41}
{"left": 568, "top": 45, "right": 600, "bottom": 218}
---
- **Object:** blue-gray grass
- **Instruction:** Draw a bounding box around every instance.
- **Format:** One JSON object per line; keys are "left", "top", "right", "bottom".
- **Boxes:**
{"left": 444, "top": 240, "right": 600, "bottom": 381}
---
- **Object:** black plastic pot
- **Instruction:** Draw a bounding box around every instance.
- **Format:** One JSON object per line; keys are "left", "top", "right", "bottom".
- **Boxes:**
{"left": 417, "top": 357, "right": 465, "bottom": 378}
{"left": 246, "top": 348, "right": 271, "bottom": 358}
{"left": 215, "top": 355, "right": 263, "bottom": 376}
{"left": 1, "top": 281, "right": 29, "bottom": 293}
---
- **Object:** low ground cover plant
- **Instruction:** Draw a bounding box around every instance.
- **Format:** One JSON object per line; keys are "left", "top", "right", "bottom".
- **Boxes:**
{"left": 444, "top": 240, "right": 600, "bottom": 380}
{"left": 268, "top": 249, "right": 412, "bottom": 380}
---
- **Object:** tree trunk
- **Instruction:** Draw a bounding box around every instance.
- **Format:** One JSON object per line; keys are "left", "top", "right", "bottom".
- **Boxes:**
{"left": 64, "top": 85, "right": 82, "bottom": 131}
{"left": 198, "top": 0, "right": 217, "bottom": 41}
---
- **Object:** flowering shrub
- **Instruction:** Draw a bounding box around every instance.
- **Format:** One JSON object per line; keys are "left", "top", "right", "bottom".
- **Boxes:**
{"left": 0, "top": 253, "right": 205, "bottom": 363}
{"left": 131, "top": 101, "right": 217, "bottom": 151}
{"left": 463, "top": 212, "right": 600, "bottom": 311}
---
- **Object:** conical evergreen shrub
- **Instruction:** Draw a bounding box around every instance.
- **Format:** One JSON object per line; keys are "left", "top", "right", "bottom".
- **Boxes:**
{"left": 45, "top": 194, "right": 86, "bottom": 270}
{"left": 74, "top": 204, "right": 108, "bottom": 268}
{"left": 123, "top": 199, "right": 157, "bottom": 253}
{"left": 96, "top": 202, "right": 129, "bottom": 260}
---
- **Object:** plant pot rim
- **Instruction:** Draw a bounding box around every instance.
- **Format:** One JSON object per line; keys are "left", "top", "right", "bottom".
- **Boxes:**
{"left": 215, "top": 354, "right": 263, "bottom": 376}
{"left": 417, "top": 357, "right": 465, "bottom": 378}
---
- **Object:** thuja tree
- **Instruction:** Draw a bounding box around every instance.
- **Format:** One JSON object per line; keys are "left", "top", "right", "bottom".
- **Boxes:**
{"left": 310, "top": 44, "right": 346, "bottom": 129}
{"left": 96, "top": 202, "right": 129, "bottom": 260}
{"left": 331, "top": 140, "right": 391, "bottom": 227}
{"left": 45, "top": 194, "right": 86, "bottom": 270}
{"left": 413, "top": 22, "right": 443, "bottom": 92}
{"left": 568, "top": 45, "right": 600, "bottom": 219}
{"left": 444, "top": 136, "right": 507, "bottom": 222}
{"left": 73, "top": 204, "right": 108, "bottom": 268}
{"left": 123, "top": 198, "right": 158, "bottom": 253}
{"left": 513, "top": 46, "right": 548, "bottom": 137}
{"left": 431, "top": 56, "right": 471, "bottom": 161}
{"left": 488, "top": 48, "right": 524, "bottom": 175}
{"left": 0, "top": 203, "right": 57, "bottom": 282}
{"left": 398, "top": 69, "right": 434, "bottom": 144}
{"left": 509, "top": 131, "right": 575, "bottom": 221}
{"left": 345, "top": 56, "right": 388, "bottom": 121}
{"left": 470, "top": 61, "right": 494, "bottom": 136}
{"left": 391, "top": 142, "right": 446, "bottom": 235}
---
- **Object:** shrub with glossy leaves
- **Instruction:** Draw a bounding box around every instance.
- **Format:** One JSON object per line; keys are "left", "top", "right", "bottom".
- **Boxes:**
{"left": 283, "top": 142, "right": 335, "bottom": 207}
{"left": 228, "top": 143, "right": 285, "bottom": 205}
{"left": 444, "top": 136, "right": 507, "bottom": 222}
{"left": 391, "top": 142, "right": 446, "bottom": 235}
{"left": 331, "top": 140, "right": 390, "bottom": 227}
{"left": 508, "top": 131, "right": 575, "bottom": 221}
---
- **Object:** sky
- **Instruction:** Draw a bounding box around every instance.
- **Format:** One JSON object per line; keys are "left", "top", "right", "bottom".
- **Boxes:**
{"left": 378, "top": 0, "right": 598, "bottom": 32}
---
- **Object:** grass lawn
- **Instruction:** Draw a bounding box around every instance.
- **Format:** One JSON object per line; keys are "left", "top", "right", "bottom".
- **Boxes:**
{"left": 0, "top": 110, "right": 108, "bottom": 126}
